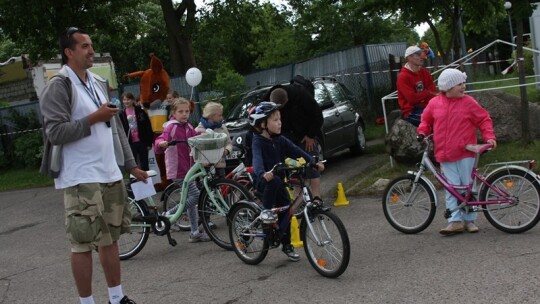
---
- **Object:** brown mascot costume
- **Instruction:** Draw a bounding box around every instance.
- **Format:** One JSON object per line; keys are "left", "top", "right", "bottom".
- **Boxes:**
{"left": 127, "top": 54, "right": 171, "bottom": 191}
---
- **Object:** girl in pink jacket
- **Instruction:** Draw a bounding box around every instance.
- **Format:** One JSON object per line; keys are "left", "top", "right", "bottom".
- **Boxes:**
{"left": 156, "top": 98, "right": 210, "bottom": 242}
{"left": 417, "top": 69, "right": 497, "bottom": 235}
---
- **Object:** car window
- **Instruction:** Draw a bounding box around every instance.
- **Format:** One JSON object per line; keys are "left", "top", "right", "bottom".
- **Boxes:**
{"left": 324, "top": 82, "right": 346, "bottom": 105}
{"left": 314, "top": 82, "right": 332, "bottom": 108}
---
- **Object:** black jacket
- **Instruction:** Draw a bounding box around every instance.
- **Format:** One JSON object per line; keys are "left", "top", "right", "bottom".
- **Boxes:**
{"left": 119, "top": 106, "right": 154, "bottom": 147}
{"left": 263, "top": 83, "right": 323, "bottom": 144}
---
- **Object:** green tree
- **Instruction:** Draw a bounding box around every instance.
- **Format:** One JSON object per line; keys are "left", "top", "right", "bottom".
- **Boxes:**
{"left": 288, "top": 0, "right": 418, "bottom": 55}
{"left": 193, "top": 1, "right": 303, "bottom": 86}
{"left": 363, "top": 0, "right": 507, "bottom": 62}
{"left": 0, "top": 0, "right": 172, "bottom": 84}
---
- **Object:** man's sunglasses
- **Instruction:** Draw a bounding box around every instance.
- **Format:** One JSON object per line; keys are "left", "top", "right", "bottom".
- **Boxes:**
{"left": 66, "top": 27, "right": 80, "bottom": 39}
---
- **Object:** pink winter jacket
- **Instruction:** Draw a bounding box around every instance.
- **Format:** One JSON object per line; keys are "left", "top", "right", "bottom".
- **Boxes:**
{"left": 155, "top": 119, "right": 197, "bottom": 179}
{"left": 417, "top": 94, "right": 496, "bottom": 163}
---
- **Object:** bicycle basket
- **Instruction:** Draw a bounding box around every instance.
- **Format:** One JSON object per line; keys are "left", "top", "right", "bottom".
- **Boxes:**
{"left": 188, "top": 130, "right": 227, "bottom": 163}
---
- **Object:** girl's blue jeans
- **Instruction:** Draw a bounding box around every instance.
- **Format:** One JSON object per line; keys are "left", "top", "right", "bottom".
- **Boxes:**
{"left": 440, "top": 157, "right": 477, "bottom": 223}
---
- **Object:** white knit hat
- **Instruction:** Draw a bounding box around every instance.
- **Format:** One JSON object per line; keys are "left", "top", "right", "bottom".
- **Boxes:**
{"left": 437, "top": 69, "right": 467, "bottom": 91}
{"left": 404, "top": 46, "right": 422, "bottom": 58}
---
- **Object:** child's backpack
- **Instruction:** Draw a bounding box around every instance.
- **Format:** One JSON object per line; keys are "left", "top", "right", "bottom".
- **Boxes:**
{"left": 291, "top": 74, "right": 315, "bottom": 97}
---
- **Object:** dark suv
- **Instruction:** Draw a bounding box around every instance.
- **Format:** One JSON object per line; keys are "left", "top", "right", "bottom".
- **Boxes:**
{"left": 224, "top": 77, "right": 366, "bottom": 170}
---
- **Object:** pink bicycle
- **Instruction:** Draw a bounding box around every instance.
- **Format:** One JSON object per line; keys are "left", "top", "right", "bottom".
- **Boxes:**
{"left": 383, "top": 134, "right": 540, "bottom": 234}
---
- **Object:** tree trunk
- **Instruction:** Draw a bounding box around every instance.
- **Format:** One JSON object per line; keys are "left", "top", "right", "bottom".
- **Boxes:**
{"left": 515, "top": 17, "right": 531, "bottom": 144}
{"left": 160, "top": 0, "right": 197, "bottom": 77}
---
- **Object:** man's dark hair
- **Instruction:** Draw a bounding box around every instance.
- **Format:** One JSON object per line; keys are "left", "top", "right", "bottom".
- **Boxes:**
{"left": 59, "top": 27, "right": 88, "bottom": 65}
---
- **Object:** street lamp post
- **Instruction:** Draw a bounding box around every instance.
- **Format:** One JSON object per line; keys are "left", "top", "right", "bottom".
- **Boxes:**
{"left": 505, "top": 1, "right": 514, "bottom": 47}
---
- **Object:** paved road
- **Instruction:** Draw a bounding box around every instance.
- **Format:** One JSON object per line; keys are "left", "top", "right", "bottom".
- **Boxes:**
{"left": 2, "top": 151, "right": 540, "bottom": 303}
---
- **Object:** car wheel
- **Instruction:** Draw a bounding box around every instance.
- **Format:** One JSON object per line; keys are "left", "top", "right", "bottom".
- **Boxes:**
{"left": 350, "top": 123, "right": 366, "bottom": 155}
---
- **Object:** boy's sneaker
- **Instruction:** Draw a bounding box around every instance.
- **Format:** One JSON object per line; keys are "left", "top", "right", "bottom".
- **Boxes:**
{"left": 109, "top": 295, "right": 136, "bottom": 304}
{"left": 312, "top": 196, "right": 324, "bottom": 206}
{"left": 260, "top": 209, "right": 277, "bottom": 224}
{"left": 189, "top": 231, "right": 211, "bottom": 243}
{"left": 282, "top": 244, "right": 300, "bottom": 262}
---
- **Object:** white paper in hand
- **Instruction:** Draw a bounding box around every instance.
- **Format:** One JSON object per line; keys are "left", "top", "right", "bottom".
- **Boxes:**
{"left": 131, "top": 177, "right": 156, "bottom": 200}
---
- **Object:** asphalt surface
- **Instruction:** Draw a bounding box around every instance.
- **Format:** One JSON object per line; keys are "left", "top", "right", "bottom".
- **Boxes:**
{"left": 2, "top": 149, "right": 540, "bottom": 303}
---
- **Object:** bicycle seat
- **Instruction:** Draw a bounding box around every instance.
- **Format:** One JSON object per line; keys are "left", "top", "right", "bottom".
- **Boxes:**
{"left": 465, "top": 144, "right": 492, "bottom": 154}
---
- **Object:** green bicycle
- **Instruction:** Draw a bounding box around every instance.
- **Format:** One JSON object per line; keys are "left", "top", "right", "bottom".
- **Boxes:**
{"left": 119, "top": 132, "right": 253, "bottom": 260}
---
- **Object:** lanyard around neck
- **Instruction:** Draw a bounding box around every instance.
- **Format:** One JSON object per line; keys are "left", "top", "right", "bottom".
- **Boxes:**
{"left": 76, "top": 73, "right": 102, "bottom": 109}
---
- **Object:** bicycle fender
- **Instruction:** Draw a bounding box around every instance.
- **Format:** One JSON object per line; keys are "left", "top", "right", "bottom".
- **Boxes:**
{"left": 481, "top": 165, "right": 540, "bottom": 190}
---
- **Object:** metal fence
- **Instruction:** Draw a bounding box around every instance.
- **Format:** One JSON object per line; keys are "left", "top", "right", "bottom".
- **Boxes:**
{"left": 242, "top": 42, "right": 407, "bottom": 115}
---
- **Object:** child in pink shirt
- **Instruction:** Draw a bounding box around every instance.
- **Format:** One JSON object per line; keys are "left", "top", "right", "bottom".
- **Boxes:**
{"left": 418, "top": 69, "right": 497, "bottom": 235}
{"left": 155, "top": 98, "right": 210, "bottom": 242}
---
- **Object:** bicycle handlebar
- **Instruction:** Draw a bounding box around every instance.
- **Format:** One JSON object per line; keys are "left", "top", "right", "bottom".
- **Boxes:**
{"left": 168, "top": 139, "right": 188, "bottom": 146}
{"left": 269, "top": 159, "right": 326, "bottom": 174}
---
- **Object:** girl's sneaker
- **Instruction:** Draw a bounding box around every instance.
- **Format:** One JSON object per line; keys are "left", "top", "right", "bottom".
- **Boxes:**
{"left": 464, "top": 221, "right": 479, "bottom": 233}
{"left": 439, "top": 221, "right": 465, "bottom": 235}
{"left": 189, "top": 231, "right": 211, "bottom": 243}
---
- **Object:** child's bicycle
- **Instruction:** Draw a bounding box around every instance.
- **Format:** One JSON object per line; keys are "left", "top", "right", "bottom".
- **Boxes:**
{"left": 118, "top": 131, "right": 253, "bottom": 259}
{"left": 382, "top": 134, "right": 540, "bottom": 234}
{"left": 226, "top": 143, "right": 311, "bottom": 218}
{"left": 228, "top": 160, "right": 350, "bottom": 278}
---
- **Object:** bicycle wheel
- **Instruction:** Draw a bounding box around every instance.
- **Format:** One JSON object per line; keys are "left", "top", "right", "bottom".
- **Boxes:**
{"left": 119, "top": 199, "right": 150, "bottom": 260}
{"left": 228, "top": 202, "right": 268, "bottom": 265}
{"left": 199, "top": 178, "right": 254, "bottom": 250}
{"left": 382, "top": 175, "right": 436, "bottom": 234}
{"left": 480, "top": 168, "right": 540, "bottom": 233}
{"left": 300, "top": 209, "right": 350, "bottom": 278}
{"left": 162, "top": 183, "right": 190, "bottom": 231}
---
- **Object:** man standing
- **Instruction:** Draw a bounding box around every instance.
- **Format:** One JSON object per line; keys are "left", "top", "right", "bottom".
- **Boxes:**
{"left": 264, "top": 79, "right": 324, "bottom": 201}
{"left": 40, "top": 27, "right": 146, "bottom": 304}
{"left": 396, "top": 45, "right": 437, "bottom": 127}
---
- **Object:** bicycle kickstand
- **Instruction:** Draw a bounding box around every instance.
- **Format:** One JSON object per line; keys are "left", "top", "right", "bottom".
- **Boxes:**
{"left": 166, "top": 232, "right": 177, "bottom": 247}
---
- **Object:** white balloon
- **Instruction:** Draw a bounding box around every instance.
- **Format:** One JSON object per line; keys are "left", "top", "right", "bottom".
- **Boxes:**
{"left": 185, "top": 67, "right": 202, "bottom": 87}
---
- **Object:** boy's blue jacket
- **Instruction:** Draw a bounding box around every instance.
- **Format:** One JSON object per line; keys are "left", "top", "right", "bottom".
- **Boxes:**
{"left": 251, "top": 133, "right": 315, "bottom": 185}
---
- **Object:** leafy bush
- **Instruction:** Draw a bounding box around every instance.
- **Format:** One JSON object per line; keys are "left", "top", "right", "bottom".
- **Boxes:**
{"left": 13, "top": 131, "right": 43, "bottom": 168}
{"left": 0, "top": 107, "right": 43, "bottom": 169}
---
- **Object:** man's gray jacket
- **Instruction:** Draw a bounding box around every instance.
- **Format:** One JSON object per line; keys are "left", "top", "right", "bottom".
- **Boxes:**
{"left": 40, "top": 65, "right": 136, "bottom": 178}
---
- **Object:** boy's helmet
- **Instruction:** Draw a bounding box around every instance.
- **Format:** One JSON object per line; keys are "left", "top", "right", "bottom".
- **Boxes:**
{"left": 248, "top": 101, "right": 280, "bottom": 126}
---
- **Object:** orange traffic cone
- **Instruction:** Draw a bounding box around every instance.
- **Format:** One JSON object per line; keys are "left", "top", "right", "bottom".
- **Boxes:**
{"left": 290, "top": 215, "right": 303, "bottom": 248}
{"left": 334, "top": 182, "right": 349, "bottom": 206}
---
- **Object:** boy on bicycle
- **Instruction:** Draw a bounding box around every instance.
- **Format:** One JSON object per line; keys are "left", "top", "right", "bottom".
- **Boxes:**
{"left": 249, "top": 102, "right": 325, "bottom": 261}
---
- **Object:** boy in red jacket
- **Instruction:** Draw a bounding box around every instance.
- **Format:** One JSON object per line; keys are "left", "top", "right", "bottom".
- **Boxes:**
{"left": 397, "top": 45, "right": 437, "bottom": 126}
